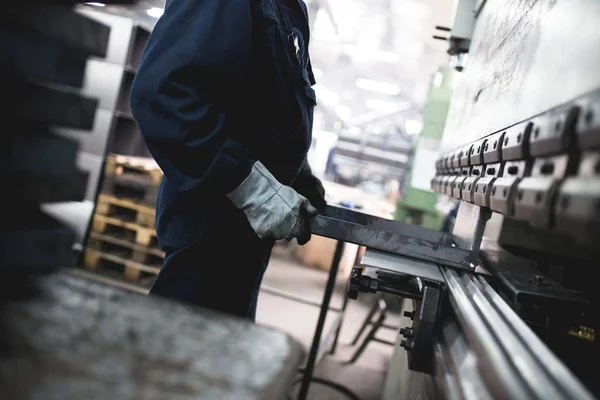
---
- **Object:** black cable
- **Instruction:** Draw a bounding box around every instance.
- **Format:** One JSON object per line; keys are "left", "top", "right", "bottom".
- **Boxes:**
{"left": 289, "top": 368, "right": 362, "bottom": 400}
{"left": 293, "top": 377, "right": 362, "bottom": 400}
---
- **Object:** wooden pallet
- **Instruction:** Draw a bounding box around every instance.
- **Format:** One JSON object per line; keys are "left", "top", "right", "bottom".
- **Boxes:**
{"left": 91, "top": 213, "right": 158, "bottom": 248}
{"left": 82, "top": 247, "right": 160, "bottom": 282}
{"left": 102, "top": 155, "right": 162, "bottom": 206}
{"left": 104, "top": 154, "right": 162, "bottom": 185}
{"left": 95, "top": 193, "right": 156, "bottom": 228}
{"left": 88, "top": 230, "right": 164, "bottom": 259}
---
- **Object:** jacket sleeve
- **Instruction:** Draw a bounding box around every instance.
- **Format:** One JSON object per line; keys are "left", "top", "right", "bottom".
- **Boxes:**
{"left": 130, "top": 0, "right": 255, "bottom": 194}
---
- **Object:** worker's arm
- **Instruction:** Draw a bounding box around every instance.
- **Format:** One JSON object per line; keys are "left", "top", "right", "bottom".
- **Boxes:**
{"left": 130, "top": 0, "right": 255, "bottom": 194}
{"left": 131, "top": 0, "right": 317, "bottom": 243}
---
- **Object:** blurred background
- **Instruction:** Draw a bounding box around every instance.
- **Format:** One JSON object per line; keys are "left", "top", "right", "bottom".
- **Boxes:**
{"left": 72, "top": 0, "right": 458, "bottom": 222}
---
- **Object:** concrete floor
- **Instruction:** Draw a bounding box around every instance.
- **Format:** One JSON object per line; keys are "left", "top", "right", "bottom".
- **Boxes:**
{"left": 257, "top": 251, "right": 402, "bottom": 400}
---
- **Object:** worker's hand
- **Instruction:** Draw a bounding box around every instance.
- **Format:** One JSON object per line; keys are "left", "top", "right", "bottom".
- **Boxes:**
{"left": 227, "top": 161, "right": 318, "bottom": 245}
{"left": 292, "top": 161, "right": 327, "bottom": 212}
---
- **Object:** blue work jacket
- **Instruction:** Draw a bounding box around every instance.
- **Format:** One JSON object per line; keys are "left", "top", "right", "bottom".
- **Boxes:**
{"left": 130, "top": 0, "right": 316, "bottom": 247}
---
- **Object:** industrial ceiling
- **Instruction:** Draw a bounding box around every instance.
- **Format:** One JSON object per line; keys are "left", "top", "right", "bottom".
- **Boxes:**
{"left": 83, "top": 0, "right": 453, "bottom": 135}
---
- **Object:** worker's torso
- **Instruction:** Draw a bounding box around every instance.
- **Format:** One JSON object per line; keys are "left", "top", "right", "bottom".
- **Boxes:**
{"left": 156, "top": 0, "right": 316, "bottom": 247}
{"left": 244, "top": 0, "right": 316, "bottom": 181}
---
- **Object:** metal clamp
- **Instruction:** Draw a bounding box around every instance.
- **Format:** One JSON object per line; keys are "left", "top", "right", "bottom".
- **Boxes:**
{"left": 490, "top": 161, "right": 529, "bottom": 215}
{"left": 435, "top": 157, "right": 444, "bottom": 174}
{"left": 452, "top": 148, "right": 462, "bottom": 169}
{"left": 554, "top": 152, "right": 600, "bottom": 245}
{"left": 482, "top": 131, "right": 505, "bottom": 163}
{"left": 431, "top": 176, "right": 441, "bottom": 193}
{"left": 446, "top": 175, "right": 458, "bottom": 196}
{"left": 439, "top": 175, "right": 451, "bottom": 195}
{"left": 453, "top": 175, "right": 468, "bottom": 199}
{"left": 575, "top": 92, "right": 600, "bottom": 150}
{"left": 473, "top": 163, "right": 502, "bottom": 207}
{"left": 469, "top": 138, "right": 487, "bottom": 165}
{"left": 444, "top": 153, "right": 454, "bottom": 172}
{"left": 529, "top": 106, "right": 578, "bottom": 157}
{"left": 461, "top": 165, "right": 483, "bottom": 202}
{"left": 460, "top": 144, "right": 473, "bottom": 167}
{"left": 501, "top": 122, "right": 531, "bottom": 161}
{"left": 514, "top": 155, "right": 571, "bottom": 228}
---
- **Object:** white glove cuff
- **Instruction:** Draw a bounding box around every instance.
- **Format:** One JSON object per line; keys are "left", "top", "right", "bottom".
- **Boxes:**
{"left": 227, "top": 161, "right": 282, "bottom": 211}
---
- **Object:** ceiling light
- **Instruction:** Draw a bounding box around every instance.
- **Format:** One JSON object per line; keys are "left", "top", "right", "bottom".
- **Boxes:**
{"left": 85, "top": 2, "right": 105, "bottom": 6}
{"left": 312, "top": 68, "right": 323, "bottom": 80}
{"left": 343, "top": 44, "right": 400, "bottom": 64}
{"left": 335, "top": 105, "right": 352, "bottom": 121}
{"left": 147, "top": 7, "right": 164, "bottom": 18}
{"left": 356, "top": 78, "right": 400, "bottom": 95}
{"left": 405, "top": 119, "right": 422, "bottom": 135}
{"left": 365, "top": 99, "right": 405, "bottom": 113}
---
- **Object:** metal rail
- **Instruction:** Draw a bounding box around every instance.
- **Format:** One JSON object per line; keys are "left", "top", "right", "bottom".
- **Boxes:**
{"left": 440, "top": 268, "right": 595, "bottom": 400}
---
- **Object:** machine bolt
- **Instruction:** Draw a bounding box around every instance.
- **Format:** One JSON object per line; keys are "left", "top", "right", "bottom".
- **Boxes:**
{"left": 403, "top": 311, "right": 415, "bottom": 320}
{"left": 400, "top": 340, "right": 413, "bottom": 350}
{"left": 400, "top": 328, "right": 414, "bottom": 338}
{"left": 348, "top": 267, "right": 362, "bottom": 300}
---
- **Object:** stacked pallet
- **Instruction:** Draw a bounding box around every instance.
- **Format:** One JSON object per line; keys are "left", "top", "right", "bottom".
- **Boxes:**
{"left": 83, "top": 155, "right": 164, "bottom": 286}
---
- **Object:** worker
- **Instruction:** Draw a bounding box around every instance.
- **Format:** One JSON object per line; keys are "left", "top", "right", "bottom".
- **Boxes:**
{"left": 130, "top": 0, "right": 325, "bottom": 320}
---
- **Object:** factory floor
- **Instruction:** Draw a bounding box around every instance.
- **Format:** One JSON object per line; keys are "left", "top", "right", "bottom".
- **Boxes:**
{"left": 257, "top": 251, "right": 402, "bottom": 400}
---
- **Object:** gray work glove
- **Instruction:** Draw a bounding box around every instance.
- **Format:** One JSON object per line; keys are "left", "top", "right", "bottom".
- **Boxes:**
{"left": 227, "top": 161, "right": 318, "bottom": 245}
{"left": 293, "top": 161, "right": 327, "bottom": 212}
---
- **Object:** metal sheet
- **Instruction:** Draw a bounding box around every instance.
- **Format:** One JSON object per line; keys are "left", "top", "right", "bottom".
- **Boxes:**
{"left": 55, "top": 109, "right": 113, "bottom": 157}
{"left": 0, "top": 31, "right": 87, "bottom": 88}
{"left": 12, "top": 6, "right": 111, "bottom": 58}
{"left": 317, "top": 206, "right": 454, "bottom": 244}
{"left": 15, "top": 83, "right": 98, "bottom": 130}
{"left": 361, "top": 249, "right": 444, "bottom": 283}
{"left": 76, "top": 8, "right": 136, "bottom": 66}
{"left": 312, "top": 206, "right": 475, "bottom": 270}
{"left": 0, "top": 273, "right": 303, "bottom": 399}
{"left": 451, "top": 202, "right": 491, "bottom": 256}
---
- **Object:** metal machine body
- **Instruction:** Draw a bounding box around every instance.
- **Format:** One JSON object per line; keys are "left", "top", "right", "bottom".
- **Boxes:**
{"left": 311, "top": 201, "right": 596, "bottom": 399}
{"left": 309, "top": 1, "right": 600, "bottom": 397}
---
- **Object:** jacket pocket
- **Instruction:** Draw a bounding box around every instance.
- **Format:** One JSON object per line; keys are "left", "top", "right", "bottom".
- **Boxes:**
{"left": 255, "top": 12, "right": 316, "bottom": 141}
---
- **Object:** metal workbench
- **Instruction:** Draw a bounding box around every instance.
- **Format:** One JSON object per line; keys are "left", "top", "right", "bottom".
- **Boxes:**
{"left": 0, "top": 273, "right": 303, "bottom": 400}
